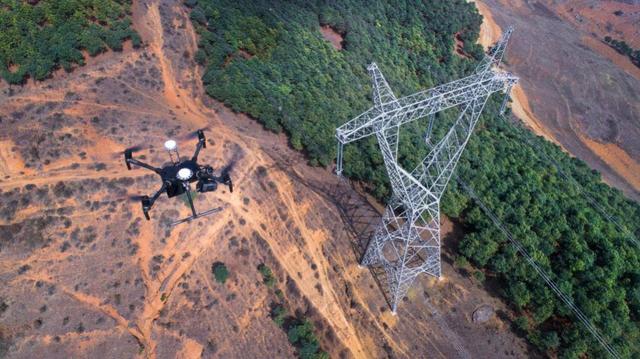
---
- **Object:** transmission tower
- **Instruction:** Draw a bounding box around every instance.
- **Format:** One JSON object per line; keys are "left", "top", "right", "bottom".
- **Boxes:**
{"left": 336, "top": 28, "right": 518, "bottom": 313}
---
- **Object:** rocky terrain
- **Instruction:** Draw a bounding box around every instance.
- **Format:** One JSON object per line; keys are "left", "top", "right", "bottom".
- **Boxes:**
{"left": 0, "top": 0, "right": 534, "bottom": 358}
{"left": 475, "top": 0, "right": 640, "bottom": 201}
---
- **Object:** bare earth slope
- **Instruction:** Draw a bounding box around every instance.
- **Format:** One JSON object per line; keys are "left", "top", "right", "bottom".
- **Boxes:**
{"left": 0, "top": 1, "right": 532, "bottom": 358}
{"left": 476, "top": 0, "right": 640, "bottom": 202}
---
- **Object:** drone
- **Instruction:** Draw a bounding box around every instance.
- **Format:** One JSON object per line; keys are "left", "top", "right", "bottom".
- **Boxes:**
{"left": 123, "top": 129, "right": 233, "bottom": 226}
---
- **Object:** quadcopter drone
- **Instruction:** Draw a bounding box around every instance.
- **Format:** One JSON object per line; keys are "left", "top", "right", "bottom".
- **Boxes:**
{"left": 123, "top": 129, "right": 233, "bottom": 226}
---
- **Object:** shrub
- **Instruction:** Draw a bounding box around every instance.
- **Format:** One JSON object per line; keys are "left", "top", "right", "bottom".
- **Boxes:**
{"left": 211, "top": 262, "right": 229, "bottom": 284}
{"left": 453, "top": 256, "right": 469, "bottom": 269}
{"left": 257, "top": 263, "right": 276, "bottom": 287}
{"left": 287, "top": 319, "right": 328, "bottom": 359}
{"left": 180, "top": 190, "right": 198, "bottom": 207}
{"left": 270, "top": 303, "right": 287, "bottom": 327}
{"left": 473, "top": 270, "right": 485, "bottom": 282}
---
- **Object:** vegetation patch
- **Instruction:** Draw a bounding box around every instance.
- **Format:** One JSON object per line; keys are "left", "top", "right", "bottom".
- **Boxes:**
{"left": 180, "top": 190, "right": 198, "bottom": 207}
{"left": 604, "top": 36, "right": 640, "bottom": 68}
{"left": 257, "top": 263, "right": 276, "bottom": 287}
{"left": 0, "top": 0, "right": 140, "bottom": 84}
{"left": 211, "top": 262, "right": 229, "bottom": 284}
{"left": 269, "top": 303, "right": 328, "bottom": 359}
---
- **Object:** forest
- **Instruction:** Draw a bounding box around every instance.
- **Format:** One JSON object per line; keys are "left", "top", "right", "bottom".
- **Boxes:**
{"left": 604, "top": 36, "right": 640, "bottom": 68}
{"left": 0, "top": 0, "right": 140, "bottom": 84}
{"left": 185, "top": 0, "right": 640, "bottom": 358}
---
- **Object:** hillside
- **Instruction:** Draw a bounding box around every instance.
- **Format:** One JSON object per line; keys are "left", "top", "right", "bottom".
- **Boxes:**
{"left": 189, "top": 0, "right": 640, "bottom": 357}
{"left": 475, "top": 0, "right": 640, "bottom": 202}
{"left": 0, "top": 0, "right": 532, "bottom": 358}
{"left": 0, "top": 0, "right": 638, "bottom": 358}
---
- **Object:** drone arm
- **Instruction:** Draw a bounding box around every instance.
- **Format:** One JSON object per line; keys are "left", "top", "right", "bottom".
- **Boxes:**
{"left": 191, "top": 130, "right": 206, "bottom": 162}
{"left": 191, "top": 140, "right": 205, "bottom": 162}
{"left": 141, "top": 182, "right": 167, "bottom": 220}
{"left": 149, "top": 182, "right": 167, "bottom": 204}
{"left": 127, "top": 158, "right": 162, "bottom": 174}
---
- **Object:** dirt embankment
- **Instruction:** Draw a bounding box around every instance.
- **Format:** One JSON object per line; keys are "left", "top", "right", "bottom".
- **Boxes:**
{"left": 0, "top": 1, "right": 533, "bottom": 358}
{"left": 319, "top": 25, "right": 344, "bottom": 51}
{"left": 472, "top": 0, "right": 563, "bottom": 148}
{"left": 475, "top": 0, "right": 640, "bottom": 202}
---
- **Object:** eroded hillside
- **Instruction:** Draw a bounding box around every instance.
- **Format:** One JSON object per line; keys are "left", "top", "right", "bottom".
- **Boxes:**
{"left": 0, "top": 0, "right": 532, "bottom": 358}
{"left": 475, "top": 0, "right": 640, "bottom": 201}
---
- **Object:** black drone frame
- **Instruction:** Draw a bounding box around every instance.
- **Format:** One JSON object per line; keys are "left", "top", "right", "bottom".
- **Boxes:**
{"left": 124, "top": 130, "right": 233, "bottom": 226}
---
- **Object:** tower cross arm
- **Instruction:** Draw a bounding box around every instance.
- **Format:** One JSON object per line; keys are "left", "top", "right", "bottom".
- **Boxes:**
{"left": 336, "top": 106, "right": 381, "bottom": 144}
{"left": 337, "top": 71, "right": 517, "bottom": 145}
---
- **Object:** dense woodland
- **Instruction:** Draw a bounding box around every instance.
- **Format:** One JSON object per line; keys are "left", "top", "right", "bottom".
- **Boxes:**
{"left": 0, "top": 0, "right": 140, "bottom": 84}
{"left": 187, "top": 1, "right": 640, "bottom": 357}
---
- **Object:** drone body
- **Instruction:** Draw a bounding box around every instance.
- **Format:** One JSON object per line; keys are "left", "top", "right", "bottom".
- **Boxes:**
{"left": 124, "top": 130, "right": 233, "bottom": 226}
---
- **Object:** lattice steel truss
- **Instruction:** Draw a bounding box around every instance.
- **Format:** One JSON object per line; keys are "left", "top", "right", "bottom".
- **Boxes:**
{"left": 336, "top": 28, "right": 518, "bottom": 313}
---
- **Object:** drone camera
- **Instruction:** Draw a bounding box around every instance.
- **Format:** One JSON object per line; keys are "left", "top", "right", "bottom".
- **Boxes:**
{"left": 197, "top": 178, "right": 218, "bottom": 193}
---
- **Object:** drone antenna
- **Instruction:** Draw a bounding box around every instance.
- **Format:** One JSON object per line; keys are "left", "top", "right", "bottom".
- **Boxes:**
{"left": 164, "top": 140, "right": 180, "bottom": 164}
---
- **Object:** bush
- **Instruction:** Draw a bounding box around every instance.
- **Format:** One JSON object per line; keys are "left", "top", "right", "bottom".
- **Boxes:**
{"left": 514, "top": 316, "right": 529, "bottom": 333}
{"left": 472, "top": 270, "right": 485, "bottom": 282}
{"left": 453, "top": 256, "right": 469, "bottom": 269}
{"left": 257, "top": 263, "right": 276, "bottom": 287}
{"left": 180, "top": 190, "right": 198, "bottom": 207}
{"left": 270, "top": 303, "right": 287, "bottom": 327}
{"left": 211, "top": 262, "right": 229, "bottom": 284}
{"left": 286, "top": 319, "right": 329, "bottom": 359}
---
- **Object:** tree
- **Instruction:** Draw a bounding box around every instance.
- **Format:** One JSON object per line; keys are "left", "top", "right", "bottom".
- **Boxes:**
{"left": 257, "top": 263, "right": 276, "bottom": 287}
{"left": 211, "top": 262, "right": 229, "bottom": 284}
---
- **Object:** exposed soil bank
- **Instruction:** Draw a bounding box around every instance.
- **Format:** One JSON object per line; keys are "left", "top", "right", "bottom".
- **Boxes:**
{"left": 319, "top": 25, "right": 344, "bottom": 50}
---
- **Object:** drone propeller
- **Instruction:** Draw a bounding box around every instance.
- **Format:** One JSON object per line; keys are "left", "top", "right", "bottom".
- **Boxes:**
{"left": 121, "top": 145, "right": 147, "bottom": 170}
{"left": 127, "top": 194, "right": 147, "bottom": 202}
{"left": 125, "top": 145, "right": 145, "bottom": 153}
{"left": 111, "top": 144, "right": 144, "bottom": 159}
{"left": 179, "top": 127, "right": 211, "bottom": 141}
{"left": 219, "top": 148, "right": 242, "bottom": 193}
{"left": 127, "top": 194, "right": 151, "bottom": 219}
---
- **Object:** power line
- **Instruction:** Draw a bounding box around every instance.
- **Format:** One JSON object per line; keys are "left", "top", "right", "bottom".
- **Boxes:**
{"left": 456, "top": 176, "right": 621, "bottom": 358}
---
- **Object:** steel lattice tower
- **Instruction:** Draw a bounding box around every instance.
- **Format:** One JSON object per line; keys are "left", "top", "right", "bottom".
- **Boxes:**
{"left": 336, "top": 28, "right": 518, "bottom": 313}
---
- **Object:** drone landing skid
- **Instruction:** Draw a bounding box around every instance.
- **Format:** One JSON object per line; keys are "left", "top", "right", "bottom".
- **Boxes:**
{"left": 170, "top": 206, "right": 224, "bottom": 227}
